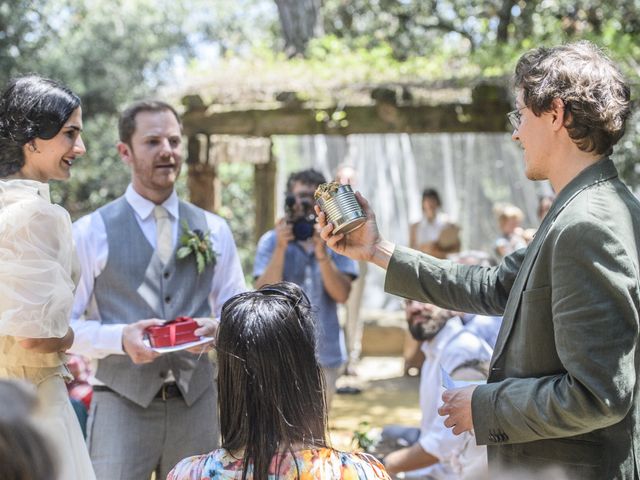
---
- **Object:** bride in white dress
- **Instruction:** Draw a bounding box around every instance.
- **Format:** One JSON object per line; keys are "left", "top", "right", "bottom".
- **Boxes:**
{"left": 0, "top": 75, "right": 96, "bottom": 479}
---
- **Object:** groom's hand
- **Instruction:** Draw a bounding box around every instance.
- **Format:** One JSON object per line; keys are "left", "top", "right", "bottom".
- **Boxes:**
{"left": 186, "top": 317, "right": 218, "bottom": 354}
{"left": 122, "top": 318, "right": 163, "bottom": 364}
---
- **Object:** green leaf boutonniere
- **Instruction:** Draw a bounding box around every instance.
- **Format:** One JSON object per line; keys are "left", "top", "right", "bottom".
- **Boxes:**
{"left": 176, "top": 220, "right": 217, "bottom": 274}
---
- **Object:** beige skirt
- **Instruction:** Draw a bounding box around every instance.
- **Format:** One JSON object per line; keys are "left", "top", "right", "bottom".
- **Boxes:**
{"left": 33, "top": 374, "right": 96, "bottom": 480}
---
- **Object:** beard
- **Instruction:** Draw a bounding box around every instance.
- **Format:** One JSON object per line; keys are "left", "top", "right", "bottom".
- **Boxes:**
{"left": 408, "top": 315, "right": 448, "bottom": 341}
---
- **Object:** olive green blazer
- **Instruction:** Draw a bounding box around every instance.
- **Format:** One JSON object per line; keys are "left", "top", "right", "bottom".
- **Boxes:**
{"left": 386, "top": 159, "right": 640, "bottom": 479}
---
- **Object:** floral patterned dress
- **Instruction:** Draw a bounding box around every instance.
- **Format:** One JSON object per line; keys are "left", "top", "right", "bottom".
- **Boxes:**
{"left": 167, "top": 447, "right": 391, "bottom": 480}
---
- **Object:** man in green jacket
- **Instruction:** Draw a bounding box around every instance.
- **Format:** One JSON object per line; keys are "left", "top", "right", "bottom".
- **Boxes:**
{"left": 319, "top": 41, "right": 639, "bottom": 479}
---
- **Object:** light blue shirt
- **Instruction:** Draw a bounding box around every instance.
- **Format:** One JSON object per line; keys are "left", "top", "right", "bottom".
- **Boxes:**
{"left": 253, "top": 230, "right": 358, "bottom": 368}
{"left": 461, "top": 313, "right": 503, "bottom": 349}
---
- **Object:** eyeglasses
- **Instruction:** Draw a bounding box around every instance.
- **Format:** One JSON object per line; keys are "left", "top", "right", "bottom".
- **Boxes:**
{"left": 507, "top": 106, "right": 526, "bottom": 131}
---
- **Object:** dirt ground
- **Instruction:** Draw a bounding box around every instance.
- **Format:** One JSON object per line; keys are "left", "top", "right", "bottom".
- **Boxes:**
{"left": 328, "top": 356, "right": 421, "bottom": 451}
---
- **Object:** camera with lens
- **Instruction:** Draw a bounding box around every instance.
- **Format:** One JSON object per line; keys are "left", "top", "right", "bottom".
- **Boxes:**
{"left": 285, "top": 193, "right": 317, "bottom": 241}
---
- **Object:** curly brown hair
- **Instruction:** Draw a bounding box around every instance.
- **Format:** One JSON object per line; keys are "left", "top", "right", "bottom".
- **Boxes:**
{"left": 514, "top": 41, "right": 631, "bottom": 156}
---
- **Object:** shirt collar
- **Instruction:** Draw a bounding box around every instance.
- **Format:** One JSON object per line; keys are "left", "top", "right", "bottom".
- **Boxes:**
{"left": 125, "top": 184, "right": 179, "bottom": 221}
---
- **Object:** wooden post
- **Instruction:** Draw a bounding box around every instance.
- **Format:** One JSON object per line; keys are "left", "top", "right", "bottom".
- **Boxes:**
{"left": 187, "top": 133, "right": 220, "bottom": 213}
{"left": 254, "top": 139, "right": 277, "bottom": 242}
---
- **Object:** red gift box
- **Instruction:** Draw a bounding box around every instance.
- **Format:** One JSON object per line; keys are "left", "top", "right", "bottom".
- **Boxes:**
{"left": 146, "top": 316, "right": 200, "bottom": 348}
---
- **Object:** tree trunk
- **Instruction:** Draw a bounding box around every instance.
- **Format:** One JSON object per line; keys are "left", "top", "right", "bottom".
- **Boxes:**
{"left": 496, "top": 0, "right": 517, "bottom": 43}
{"left": 274, "top": 0, "right": 323, "bottom": 57}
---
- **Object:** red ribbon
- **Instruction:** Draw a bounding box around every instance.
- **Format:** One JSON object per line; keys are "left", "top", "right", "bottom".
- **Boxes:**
{"left": 169, "top": 322, "right": 177, "bottom": 346}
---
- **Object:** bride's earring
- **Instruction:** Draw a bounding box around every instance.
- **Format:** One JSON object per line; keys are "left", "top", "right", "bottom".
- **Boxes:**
{"left": 28, "top": 142, "right": 40, "bottom": 153}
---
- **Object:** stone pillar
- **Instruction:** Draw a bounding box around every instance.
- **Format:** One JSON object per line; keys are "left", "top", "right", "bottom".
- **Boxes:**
{"left": 253, "top": 139, "right": 277, "bottom": 242}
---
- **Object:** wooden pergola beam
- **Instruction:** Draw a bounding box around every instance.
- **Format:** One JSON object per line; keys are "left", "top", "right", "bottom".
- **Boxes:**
{"left": 183, "top": 101, "right": 510, "bottom": 137}
{"left": 182, "top": 83, "right": 512, "bottom": 238}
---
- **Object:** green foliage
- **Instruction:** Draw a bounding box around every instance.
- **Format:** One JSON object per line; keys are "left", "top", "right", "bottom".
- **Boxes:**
{"left": 0, "top": 1, "right": 50, "bottom": 79}
{"left": 0, "top": 0, "right": 200, "bottom": 217}
{"left": 283, "top": 2, "right": 640, "bottom": 187}
{"left": 46, "top": 0, "right": 193, "bottom": 216}
{"left": 322, "top": 0, "right": 477, "bottom": 58}
{"left": 0, "top": 0, "right": 268, "bottom": 278}
{"left": 194, "top": 0, "right": 280, "bottom": 57}
{"left": 321, "top": 0, "right": 640, "bottom": 59}
{"left": 178, "top": 220, "right": 217, "bottom": 274}
{"left": 1, "top": 0, "right": 638, "bottom": 257}
{"left": 352, "top": 421, "right": 376, "bottom": 452}
{"left": 191, "top": 33, "right": 485, "bottom": 104}
{"left": 303, "top": 34, "right": 479, "bottom": 82}
{"left": 34, "top": 0, "right": 191, "bottom": 115}
{"left": 216, "top": 162, "right": 257, "bottom": 286}
{"left": 613, "top": 111, "right": 640, "bottom": 189}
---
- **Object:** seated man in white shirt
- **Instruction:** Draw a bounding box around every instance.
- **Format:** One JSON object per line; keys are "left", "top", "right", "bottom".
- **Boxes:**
{"left": 447, "top": 250, "right": 502, "bottom": 349}
{"left": 383, "top": 301, "right": 492, "bottom": 479}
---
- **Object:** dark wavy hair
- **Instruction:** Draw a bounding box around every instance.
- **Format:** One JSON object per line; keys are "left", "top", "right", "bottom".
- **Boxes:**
{"left": 514, "top": 41, "right": 631, "bottom": 156}
{"left": 217, "top": 282, "right": 328, "bottom": 480}
{"left": 0, "top": 75, "right": 81, "bottom": 177}
{"left": 286, "top": 168, "right": 326, "bottom": 192}
{"left": 0, "top": 380, "right": 56, "bottom": 480}
{"left": 0, "top": 417, "right": 56, "bottom": 480}
{"left": 422, "top": 188, "right": 441, "bottom": 207}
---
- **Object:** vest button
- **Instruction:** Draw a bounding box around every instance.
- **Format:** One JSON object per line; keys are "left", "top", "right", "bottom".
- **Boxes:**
{"left": 159, "top": 371, "right": 167, "bottom": 379}
{"left": 163, "top": 271, "right": 170, "bottom": 279}
{"left": 164, "top": 295, "right": 171, "bottom": 303}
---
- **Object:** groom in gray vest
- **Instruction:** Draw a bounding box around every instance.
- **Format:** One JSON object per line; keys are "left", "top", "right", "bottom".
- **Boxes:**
{"left": 70, "top": 100, "right": 246, "bottom": 480}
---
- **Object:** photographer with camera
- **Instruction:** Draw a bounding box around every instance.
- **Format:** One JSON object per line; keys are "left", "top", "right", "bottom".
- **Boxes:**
{"left": 254, "top": 169, "right": 358, "bottom": 407}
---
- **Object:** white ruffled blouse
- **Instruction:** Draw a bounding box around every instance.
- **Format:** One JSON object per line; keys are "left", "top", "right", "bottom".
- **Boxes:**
{"left": 0, "top": 179, "right": 76, "bottom": 377}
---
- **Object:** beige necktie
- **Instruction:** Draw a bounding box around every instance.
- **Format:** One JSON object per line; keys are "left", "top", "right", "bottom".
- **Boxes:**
{"left": 153, "top": 205, "right": 173, "bottom": 264}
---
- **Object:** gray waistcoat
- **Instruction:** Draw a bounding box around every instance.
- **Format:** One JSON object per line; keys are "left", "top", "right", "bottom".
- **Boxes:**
{"left": 93, "top": 196, "right": 215, "bottom": 408}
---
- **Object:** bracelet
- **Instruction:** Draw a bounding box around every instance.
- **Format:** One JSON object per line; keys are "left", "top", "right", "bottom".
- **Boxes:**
{"left": 316, "top": 255, "right": 330, "bottom": 262}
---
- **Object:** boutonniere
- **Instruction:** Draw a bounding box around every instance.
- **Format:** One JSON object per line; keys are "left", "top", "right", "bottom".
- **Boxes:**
{"left": 177, "top": 220, "right": 217, "bottom": 274}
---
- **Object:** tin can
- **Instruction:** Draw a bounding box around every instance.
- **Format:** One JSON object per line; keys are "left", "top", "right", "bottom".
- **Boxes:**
{"left": 316, "top": 184, "right": 366, "bottom": 234}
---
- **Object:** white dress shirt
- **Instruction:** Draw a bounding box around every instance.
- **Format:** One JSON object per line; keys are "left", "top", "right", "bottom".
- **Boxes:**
{"left": 415, "top": 212, "right": 449, "bottom": 245}
{"left": 412, "top": 317, "right": 493, "bottom": 480}
{"left": 70, "top": 185, "right": 246, "bottom": 359}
